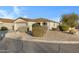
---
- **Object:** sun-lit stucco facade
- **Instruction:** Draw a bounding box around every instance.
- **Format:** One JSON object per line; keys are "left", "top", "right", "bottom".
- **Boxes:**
{"left": 0, "top": 23, "right": 14, "bottom": 30}
{"left": 47, "top": 22, "right": 59, "bottom": 30}
{"left": 0, "top": 18, "right": 59, "bottom": 31}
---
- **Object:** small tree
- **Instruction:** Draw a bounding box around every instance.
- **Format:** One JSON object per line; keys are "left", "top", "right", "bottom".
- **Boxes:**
{"left": 59, "top": 24, "right": 69, "bottom": 31}
{"left": 61, "top": 13, "right": 79, "bottom": 28}
{"left": 60, "top": 13, "right": 79, "bottom": 33}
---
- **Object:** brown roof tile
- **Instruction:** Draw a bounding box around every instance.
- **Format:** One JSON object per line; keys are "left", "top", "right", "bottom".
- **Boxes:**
{"left": 16, "top": 17, "right": 59, "bottom": 23}
{"left": 33, "top": 18, "right": 50, "bottom": 22}
{"left": 16, "top": 17, "right": 51, "bottom": 22}
{"left": 16, "top": 17, "right": 34, "bottom": 22}
{"left": 0, "top": 18, "right": 14, "bottom": 23}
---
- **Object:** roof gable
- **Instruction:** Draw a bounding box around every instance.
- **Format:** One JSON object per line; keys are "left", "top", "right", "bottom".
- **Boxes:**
{"left": 14, "top": 18, "right": 27, "bottom": 23}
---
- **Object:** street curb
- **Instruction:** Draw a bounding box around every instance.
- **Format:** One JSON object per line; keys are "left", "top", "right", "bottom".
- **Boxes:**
{"left": 24, "top": 39, "right": 79, "bottom": 44}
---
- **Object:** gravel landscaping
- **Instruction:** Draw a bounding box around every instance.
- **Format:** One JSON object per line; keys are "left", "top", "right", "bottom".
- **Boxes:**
{"left": 42, "top": 31, "right": 79, "bottom": 41}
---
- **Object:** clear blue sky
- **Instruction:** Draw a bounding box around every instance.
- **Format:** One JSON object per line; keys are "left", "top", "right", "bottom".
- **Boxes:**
{"left": 0, "top": 6, "right": 79, "bottom": 22}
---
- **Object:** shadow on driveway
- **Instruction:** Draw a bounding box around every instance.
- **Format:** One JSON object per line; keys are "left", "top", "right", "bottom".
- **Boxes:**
{"left": 0, "top": 31, "right": 8, "bottom": 41}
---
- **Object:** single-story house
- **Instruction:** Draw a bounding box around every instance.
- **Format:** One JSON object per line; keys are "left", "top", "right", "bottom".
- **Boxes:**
{"left": 0, "top": 17, "right": 59, "bottom": 31}
{"left": 0, "top": 18, "right": 14, "bottom": 30}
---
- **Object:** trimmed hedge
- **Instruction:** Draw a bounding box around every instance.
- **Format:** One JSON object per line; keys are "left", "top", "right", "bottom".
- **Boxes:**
{"left": 59, "top": 24, "right": 69, "bottom": 31}
{"left": 32, "top": 26, "right": 47, "bottom": 37}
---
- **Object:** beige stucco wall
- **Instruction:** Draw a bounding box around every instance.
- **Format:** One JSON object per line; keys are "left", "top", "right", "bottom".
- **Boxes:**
{"left": 14, "top": 21, "right": 59, "bottom": 31}
{"left": 14, "top": 23, "right": 27, "bottom": 30}
{"left": 0, "top": 23, "right": 14, "bottom": 30}
{"left": 14, "top": 21, "right": 36, "bottom": 31}
{"left": 0, "top": 18, "right": 59, "bottom": 31}
{"left": 14, "top": 19, "right": 27, "bottom": 30}
{"left": 47, "top": 22, "right": 59, "bottom": 30}
{"left": 14, "top": 19, "right": 27, "bottom": 23}
{"left": 27, "top": 22, "right": 36, "bottom": 31}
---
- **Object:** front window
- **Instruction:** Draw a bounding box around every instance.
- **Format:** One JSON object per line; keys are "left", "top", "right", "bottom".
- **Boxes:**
{"left": 43, "top": 22, "right": 47, "bottom": 26}
{"left": 37, "top": 23, "right": 40, "bottom": 25}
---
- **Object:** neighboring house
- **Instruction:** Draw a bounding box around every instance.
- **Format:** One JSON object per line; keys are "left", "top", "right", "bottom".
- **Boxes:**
{"left": 0, "top": 18, "right": 14, "bottom": 30}
{"left": 0, "top": 17, "right": 59, "bottom": 31}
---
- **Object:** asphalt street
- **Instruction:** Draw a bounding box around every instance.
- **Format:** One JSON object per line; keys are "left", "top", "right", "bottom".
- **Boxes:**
{"left": 0, "top": 38, "right": 79, "bottom": 53}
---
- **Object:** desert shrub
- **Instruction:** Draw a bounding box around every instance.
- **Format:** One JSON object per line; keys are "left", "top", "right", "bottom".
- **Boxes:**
{"left": 32, "top": 26, "right": 47, "bottom": 37}
{"left": 59, "top": 24, "right": 69, "bottom": 31}
{"left": 69, "top": 29, "right": 77, "bottom": 34}
{"left": 18, "top": 27, "right": 27, "bottom": 32}
{"left": 0, "top": 26, "right": 8, "bottom": 31}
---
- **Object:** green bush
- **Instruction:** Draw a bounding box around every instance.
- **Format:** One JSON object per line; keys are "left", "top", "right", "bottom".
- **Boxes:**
{"left": 18, "top": 27, "right": 27, "bottom": 32}
{"left": 32, "top": 26, "right": 47, "bottom": 37}
{"left": 0, "top": 26, "right": 8, "bottom": 31}
{"left": 59, "top": 24, "right": 69, "bottom": 31}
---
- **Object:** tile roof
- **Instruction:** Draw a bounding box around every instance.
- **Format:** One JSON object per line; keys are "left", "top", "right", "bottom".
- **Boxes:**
{"left": 33, "top": 18, "right": 50, "bottom": 22}
{"left": 0, "top": 18, "right": 14, "bottom": 23}
{"left": 16, "top": 17, "right": 34, "bottom": 22}
{"left": 16, "top": 17, "right": 53, "bottom": 22}
{"left": 0, "top": 17, "right": 59, "bottom": 23}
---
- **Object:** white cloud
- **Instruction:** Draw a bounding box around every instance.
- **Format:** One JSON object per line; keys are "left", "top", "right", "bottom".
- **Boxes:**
{"left": 0, "top": 6, "right": 28, "bottom": 19}
{"left": 13, "top": 6, "right": 20, "bottom": 15}
{"left": 13, "top": 6, "right": 28, "bottom": 18}
{"left": 23, "top": 15, "right": 28, "bottom": 18}
{"left": 0, "top": 9, "right": 14, "bottom": 19}
{"left": 0, "top": 10, "right": 8, "bottom": 16}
